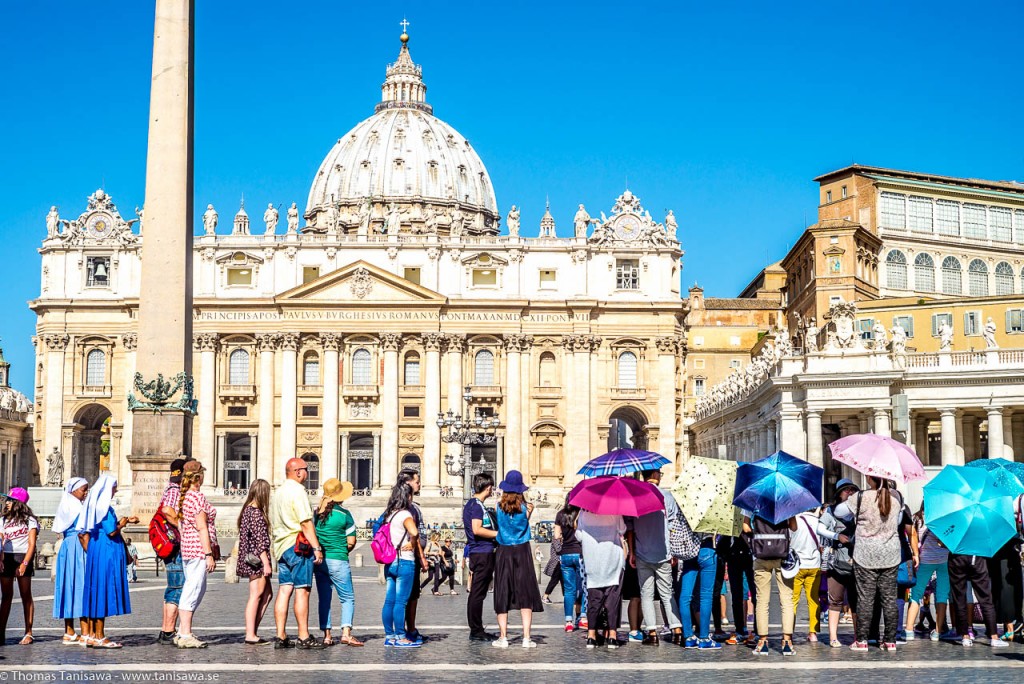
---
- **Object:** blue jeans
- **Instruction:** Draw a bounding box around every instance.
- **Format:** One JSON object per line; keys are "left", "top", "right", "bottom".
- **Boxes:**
{"left": 164, "top": 552, "right": 184, "bottom": 605}
{"left": 679, "top": 547, "right": 717, "bottom": 639}
{"left": 381, "top": 559, "right": 416, "bottom": 638}
{"left": 314, "top": 559, "right": 355, "bottom": 630}
{"left": 560, "top": 554, "right": 588, "bottom": 621}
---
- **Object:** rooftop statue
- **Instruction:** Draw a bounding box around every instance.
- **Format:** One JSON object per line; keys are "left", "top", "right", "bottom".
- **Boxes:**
{"left": 263, "top": 203, "right": 279, "bottom": 235}
{"left": 287, "top": 202, "right": 299, "bottom": 234}
{"left": 203, "top": 204, "right": 218, "bottom": 235}
{"left": 507, "top": 205, "right": 520, "bottom": 237}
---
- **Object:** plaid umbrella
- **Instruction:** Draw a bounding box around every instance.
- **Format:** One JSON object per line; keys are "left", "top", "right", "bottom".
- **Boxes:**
{"left": 578, "top": 449, "right": 670, "bottom": 477}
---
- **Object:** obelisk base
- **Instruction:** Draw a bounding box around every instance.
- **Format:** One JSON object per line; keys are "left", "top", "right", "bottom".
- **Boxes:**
{"left": 128, "top": 411, "right": 193, "bottom": 522}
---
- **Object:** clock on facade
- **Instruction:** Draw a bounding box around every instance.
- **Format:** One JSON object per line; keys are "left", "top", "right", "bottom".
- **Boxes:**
{"left": 613, "top": 214, "right": 641, "bottom": 241}
{"left": 86, "top": 213, "right": 115, "bottom": 239}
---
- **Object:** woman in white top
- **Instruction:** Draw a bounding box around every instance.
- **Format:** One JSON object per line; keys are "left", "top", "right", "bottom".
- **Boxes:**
{"left": 381, "top": 483, "right": 421, "bottom": 648}
{"left": 0, "top": 488, "right": 40, "bottom": 645}
{"left": 791, "top": 509, "right": 823, "bottom": 643}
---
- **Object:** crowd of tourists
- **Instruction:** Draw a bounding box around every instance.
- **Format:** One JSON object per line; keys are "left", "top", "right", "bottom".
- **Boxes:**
{"left": 8, "top": 457, "right": 1023, "bottom": 655}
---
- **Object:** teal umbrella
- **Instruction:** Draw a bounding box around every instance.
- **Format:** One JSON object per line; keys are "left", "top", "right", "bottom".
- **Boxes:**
{"left": 924, "top": 465, "right": 1017, "bottom": 556}
{"left": 965, "top": 458, "right": 1024, "bottom": 497}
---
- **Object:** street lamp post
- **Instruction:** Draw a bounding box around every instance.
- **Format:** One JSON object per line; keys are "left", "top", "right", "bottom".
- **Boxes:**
{"left": 438, "top": 385, "right": 500, "bottom": 500}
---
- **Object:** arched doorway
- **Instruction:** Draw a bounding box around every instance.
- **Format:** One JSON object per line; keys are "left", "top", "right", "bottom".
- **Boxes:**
{"left": 300, "top": 452, "right": 320, "bottom": 493}
{"left": 401, "top": 453, "right": 421, "bottom": 473}
{"left": 72, "top": 403, "right": 112, "bottom": 483}
{"left": 607, "top": 405, "right": 649, "bottom": 452}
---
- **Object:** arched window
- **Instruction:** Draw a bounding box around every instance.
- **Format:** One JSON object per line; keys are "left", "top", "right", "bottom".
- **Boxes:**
{"left": 303, "top": 352, "right": 320, "bottom": 385}
{"left": 617, "top": 351, "right": 638, "bottom": 388}
{"left": 404, "top": 352, "right": 421, "bottom": 385}
{"left": 538, "top": 352, "right": 556, "bottom": 387}
{"left": 539, "top": 440, "right": 556, "bottom": 474}
{"left": 913, "top": 253, "right": 935, "bottom": 292}
{"left": 968, "top": 259, "right": 989, "bottom": 296}
{"left": 941, "top": 257, "right": 962, "bottom": 295}
{"left": 474, "top": 349, "right": 494, "bottom": 385}
{"left": 228, "top": 349, "right": 249, "bottom": 384}
{"left": 401, "top": 453, "right": 421, "bottom": 472}
{"left": 86, "top": 349, "right": 105, "bottom": 386}
{"left": 301, "top": 453, "right": 320, "bottom": 492}
{"left": 351, "top": 348, "right": 371, "bottom": 384}
{"left": 995, "top": 261, "right": 1014, "bottom": 296}
{"left": 885, "top": 250, "right": 907, "bottom": 290}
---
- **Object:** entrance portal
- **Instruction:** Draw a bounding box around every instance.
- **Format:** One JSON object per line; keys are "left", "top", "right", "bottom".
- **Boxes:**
{"left": 72, "top": 404, "right": 112, "bottom": 483}
{"left": 607, "top": 406, "right": 649, "bottom": 452}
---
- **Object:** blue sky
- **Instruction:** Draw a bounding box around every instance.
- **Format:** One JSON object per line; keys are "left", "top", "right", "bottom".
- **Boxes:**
{"left": 2, "top": 0, "right": 1022, "bottom": 391}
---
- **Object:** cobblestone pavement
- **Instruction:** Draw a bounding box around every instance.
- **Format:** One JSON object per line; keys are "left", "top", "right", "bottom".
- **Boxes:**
{"left": 0, "top": 562, "right": 1021, "bottom": 683}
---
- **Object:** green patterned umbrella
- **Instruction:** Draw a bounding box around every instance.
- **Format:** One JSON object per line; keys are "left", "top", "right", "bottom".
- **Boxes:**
{"left": 671, "top": 456, "right": 743, "bottom": 536}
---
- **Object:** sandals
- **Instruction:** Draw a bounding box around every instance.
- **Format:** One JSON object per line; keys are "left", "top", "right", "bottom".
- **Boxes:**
{"left": 90, "top": 637, "right": 123, "bottom": 649}
{"left": 432, "top": 591, "right": 443, "bottom": 596}
{"left": 321, "top": 637, "right": 335, "bottom": 647}
{"left": 62, "top": 634, "right": 81, "bottom": 646}
{"left": 244, "top": 637, "right": 269, "bottom": 645}
{"left": 450, "top": 590, "right": 459, "bottom": 596}
{"left": 19, "top": 634, "right": 35, "bottom": 645}
{"left": 340, "top": 635, "right": 364, "bottom": 647}
{"left": 829, "top": 639, "right": 843, "bottom": 648}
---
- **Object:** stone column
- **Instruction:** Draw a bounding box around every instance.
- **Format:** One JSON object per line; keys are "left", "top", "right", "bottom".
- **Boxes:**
{"left": 379, "top": 333, "right": 402, "bottom": 489}
{"left": 1002, "top": 411, "right": 1014, "bottom": 460}
{"left": 279, "top": 333, "right": 299, "bottom": 478}
{"left": 568, "top": 335, "right": 599, "bottom": 473}
{"left": 806, "top": 410, "right": 823, "bottom": 466}
{"left": 194, "top": 333, "right": 218, "bottom": 481}
{"left": 914, "top": 416, "right": 929, "bottom": 464}
{"left": 321, "top": 333, "right": 340, "bottom": 483}
{"left": 503, "top": 336, "right": 523, "bottom": 471}
{"left": 339, "top": 431, "right": 349, "bottom": 483}
{"left": 873, "top": 409, "right": 891, "bottom": 438}
{"left": 216, "top": 432, "right": 226, "bottom": 486}
{"left": 422, "top": 333, "right": 444, "bottom": 491}
{"left": 119, "top": 333, "right": 138, "bottom": 487}
{"left": 372, "top": 431, "right": 382, "bottom": 489}
{"left": 759, "top": 426, "right": 770, "bottom": 457}
{"left": 444, "top": 334, "right": 466, "bottom": 486}
{"left": 656, "top": 337, "right": 679, "bottom": 465}
{"left": 43, "top": 334, "right": 69, "bottom": 479}
{"left": 780, "top": 410, "right": 805, "bottom": 460}
{"left": 986, "top": 407, "right": 1004, "bottom": 459}
{"left": 256, "top": 334, "right": 277, "bottom": 483}
{"left": 940, "top": 408, "right": 960, "bottom": 465}
{"left": 960, "top": 414, "right": 976, "bottom": 461}
{"left": 767, "top": 422, "right": 777, "bottom": 454}
{"left": 520, "top": 338, "right": 533, "bottom": 470}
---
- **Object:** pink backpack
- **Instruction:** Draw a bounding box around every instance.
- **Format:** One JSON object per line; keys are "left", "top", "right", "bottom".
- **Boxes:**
{"left": 371, "top": 512, "right": 408, "bottom": 564}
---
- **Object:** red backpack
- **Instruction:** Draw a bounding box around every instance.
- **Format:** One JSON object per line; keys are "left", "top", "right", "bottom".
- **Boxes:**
{"left": 149, "top": 510, "right": 180, "bottom": 562}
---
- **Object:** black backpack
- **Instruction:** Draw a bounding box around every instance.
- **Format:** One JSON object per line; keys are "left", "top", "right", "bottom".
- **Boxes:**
{"left": 749, "top": 516, "right": 791, "bottom": 561}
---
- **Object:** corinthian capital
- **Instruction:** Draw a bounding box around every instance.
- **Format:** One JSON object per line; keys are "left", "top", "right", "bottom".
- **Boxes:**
{"left": 503, "top": 334, "right": 526, "bottom": 352}
{"left": 321, "top": 332, "right": 341, "bottom": 352}
{"left": 655, "top": 336, "right": 679, "bottom": 354}
{"left": 255, "top": 333, "right": 278, "bottom": 352}
{"left": 122, "top": 333, "right": 138, "bottom": 351}
{"left": 278, "top": 333, "right": 300, "bottom": 351}
{"left": 422, "top": 332, "right": 445, "bottom": 352}
{"left": 44, "top": 334, "right": 70, "bottom": 351}
{"left": 192, "top": 333, "right": 218, "bottom": 352}
{"left": 443, "top": 333, "right": 466, "bottom": 354}
{"left": 380, "top": 333, "right": 403, "bottom": 352}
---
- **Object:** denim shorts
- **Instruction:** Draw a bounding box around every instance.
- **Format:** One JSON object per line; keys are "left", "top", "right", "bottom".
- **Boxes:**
{"left": 164, "top": 552, "right": 184, "bottom": 605}
{"left": 278, "top": 547, "right": 314, "bottom": 588}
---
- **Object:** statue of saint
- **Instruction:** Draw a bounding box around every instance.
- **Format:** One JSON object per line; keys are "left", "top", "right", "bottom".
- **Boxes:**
{"left": 664, "top": 210, "right": 678, "bottom": 238}
{"left": 46, "top": 206, "right": 60, "bottom": 239}
{"left": 507, "top": 205, "right": 520, "bottom": 237}
{"left": 385, "top": 203, "right": 403, "bottom": 235}
{"left": 873, "top": 321, "right": 889, "bottom": 350}
{"left": 573, "top": 204, "right": 592, "bottom": 238}
{"left": 263, "top": 203, "right": 279, "bottom": 235}
{"left": 938, "top": 320, "right": 953, "bottom": 350}
{"left": 45, "top": 447, "right": 64, "bottom": 488}
{"left": 450, "top": 206, "right": 464, "bottom": 237}
{"left": 202, "top": 204, "right": 218, "bottom": 235}
{"left": 890, "top": 322, "right": 907, "bottom": 355}
{"left": 286, "top": 202, "right": 299, "bottom": 234}
{"left": 984, "top": 316, "right": 999, "bottom": 349}
{"left": 357, "top": 200, "right": 371, "bottom": 234}
{"left": 805, "top": 317, "right": 819, "bottom": 353}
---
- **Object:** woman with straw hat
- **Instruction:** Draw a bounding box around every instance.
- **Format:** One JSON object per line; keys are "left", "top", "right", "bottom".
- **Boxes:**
{"left": 313, "top": 478, "right": 362, "bottom": 646}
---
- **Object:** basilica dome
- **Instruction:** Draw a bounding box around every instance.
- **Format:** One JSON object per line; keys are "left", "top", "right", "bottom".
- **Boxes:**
{"left": 304, "top": 34, "right": 499, "bottom": 236}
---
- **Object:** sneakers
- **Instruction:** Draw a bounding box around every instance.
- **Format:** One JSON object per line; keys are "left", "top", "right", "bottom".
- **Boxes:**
{"left": 564, "top": 622, "right": 575, "bottom": 633}
{"left": 850, "top": 641, "right": 869, "bottom": 652}
{"left": 743, "top": 633, "right": 759, "bottom": 646}
{"left": 383, "top": 636, "right": 397, "bottom": 647}
{"left": 991, "top": 637, "right": 1009, "bottom": 649}
{"left": 156, "top": 631, "right": 177, "bottom": 646}
{"left": 683, "top": 636, "right": 700, "bottom": 649}
{"left": 586, "top": 638, "right": 599, "bottom": 649}
{"left": 175, "top": 635, "right": 207, "bottom": 649}
{"left": 962, "top": 635, "right": 974, "bottom": 648}
{"left": 881, "top": 642, "right": 897, "bottom": 652}
{"left": 724, "top": 633, "right": 739, "bottom": 645}
{"left": 904, "top": 631, "right": 916, "bottom": 641}
{"left": 781, "top": 641, "right": 795, "bottom": 657}
{"left": 895, "top": 630, "right": 907, "bottom": 643}
{"left": 642, "top": 632, "right": 659, "bottom": 646}
{"left": 929, "top": 630, "right": 939, "bottom": 642}
{"left": 578, "top": 618, "right": 589, "bottom": 629}
{"left": 522, "top": 638, "right": 537, "bottom": 649}
{"left": 393, "top": 638, "right": 422, "bottom": 649}
{"left": 939, "top": 629, "right": 959, "bottom": 641}
{"left": 491, "top": 637, "right": 509, "bottom": 649}
{"left": 628, "top": 630, "right": 643, "bottom": 643}
{"left": 542, "top": 596, "right": 553, "bottom": 605}
{"left": 698, "top": 638, "right": 722, "bottom": 651}
{"left": 753, "top": 639, "right": 770, "bottom": 656}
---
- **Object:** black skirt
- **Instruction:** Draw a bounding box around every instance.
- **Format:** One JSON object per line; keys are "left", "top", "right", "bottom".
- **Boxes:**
{"left": 493, "top": 542, "right": 544, "bottom": 614}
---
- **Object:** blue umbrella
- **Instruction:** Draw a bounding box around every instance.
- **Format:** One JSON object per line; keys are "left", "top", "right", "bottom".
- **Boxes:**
{"left": 965, "top": 458, "right": 1024, "bottom": 497}
{"left": 578, "top": 449, "right": 671, "bottom": 477}
{"left": 733, "top": 451, "right": 824, "bottom": 525}
{"left": 924, "top": 465, "right": 1017, "bottom": 556}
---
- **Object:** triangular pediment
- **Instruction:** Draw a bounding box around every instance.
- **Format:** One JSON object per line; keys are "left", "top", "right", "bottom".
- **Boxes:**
{"left": 276, "top": 260, "right": 446, "bottom": 304}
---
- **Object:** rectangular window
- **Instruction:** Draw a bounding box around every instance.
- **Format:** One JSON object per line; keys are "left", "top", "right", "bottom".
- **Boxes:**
{"left": 963, "top": 204, "right": 987, "bottom": 239}
{"left": 615, "top": 260, "right": 640, "bottom": 289}
{"left": 1006, "top": 309, "right": 1024, "bottom": 333}
{"left": 841, "top": 185, "right": 848, "bottom": 199}
{"left": 539, "top": 269, "right": 556, "bottom": 288}
{"left": 858, "top": 318, "right": 875, "bottom": 340}
{"left": 826, "top": 190, "right": 833, "bottom": 203}
{"left": 964, "top": 311, "right": 981, "bottom": 336}
{"left": 227, "top": 268, "right": 253, "bottom": 286}
{"left": 908, "top": 196, "right": 933, "bottom": 233}
{"left": 472, "top": 269, "right": 497, "bottom": 286}
{"left": 403, "top": 267, "right": 421, "bottom": 285}
{"left": 931, "top": 313, "right": 953, "bottom": 337}
{"left": 301, "top": 404, "right": 319, "bottom": 417}
{"left": 990, "top": 207, "right": 1012, "bottom": 242}
{"left": 1014, "top": 210, "right": 1024, "bottom": 245}
{"left": 302, "top": 266, "right": 320, "bottom": 284}
{"left": 692, "top": 336, "right": 704, "bottom": 346}
{"left": 227, "top": 406, "right": 247, "bottom": 417}
{"left": 403, "top": 405, "right": 421, "bottom": 418}
{"left": 935, "top": 200, "right": 960, "bottom": 236}
{"left": 892, "top": 315, "right": 915, "bottom": 338}
{"left": 86, "top": 257, "right": 111, "bottom": 287}
{"left": 729, "top": 359, "right": 741, "bottom": 369}
{"left": 830, "top": 295, "right": 842, "bottom": 305}
{"left": 879, "top": 192, "right": 906, "bottom": 230}
{"left": 693, "top": 358, "right": 705, "bottom": 369}
{"left": 694, "top": 378, "right": 706, "bottom": 397}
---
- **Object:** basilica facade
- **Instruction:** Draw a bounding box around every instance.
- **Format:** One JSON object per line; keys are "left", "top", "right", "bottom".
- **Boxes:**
{"left": 30, "top": 33, "right": 686, "bottom": 504}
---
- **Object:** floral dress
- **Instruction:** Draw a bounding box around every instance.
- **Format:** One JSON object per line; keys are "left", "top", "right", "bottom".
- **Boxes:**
{"left": 236, "top": 506, "right": 271, "bottom": 578}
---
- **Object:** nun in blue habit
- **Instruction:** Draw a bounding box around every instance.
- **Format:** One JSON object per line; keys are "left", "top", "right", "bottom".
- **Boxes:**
{"left": 52, "top": 477, "right": 89, "bottom": 643}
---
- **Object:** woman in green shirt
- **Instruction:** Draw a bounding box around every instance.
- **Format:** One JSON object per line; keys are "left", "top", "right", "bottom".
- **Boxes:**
{"left": 313, "top": 479, "right": 361, "bottom": 646}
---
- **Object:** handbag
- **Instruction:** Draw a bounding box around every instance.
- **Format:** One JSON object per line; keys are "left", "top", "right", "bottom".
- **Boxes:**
{"left": 244, "top": 553, "right": 263, "bottom": 570}
{"left": 897, "top": 559, "right": 917, "bottom": 587}
{"left": 668, "top": 508, "right": 701, "bottom": 561}
{"left": 294, "top": 532, "right": 314, "bottom": 558}
{"left": 210, "top": 543, "right": 222, "bottom": 562}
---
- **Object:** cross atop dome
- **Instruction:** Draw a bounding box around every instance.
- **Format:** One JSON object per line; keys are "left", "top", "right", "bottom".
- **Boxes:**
{"left": 377, "top": 23, "right": 432, "bottom": 115}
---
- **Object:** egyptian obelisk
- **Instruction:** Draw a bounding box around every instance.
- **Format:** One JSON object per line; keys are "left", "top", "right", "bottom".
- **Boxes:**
{"left": 128, "top": 0, "right": 195, "bottom": 520}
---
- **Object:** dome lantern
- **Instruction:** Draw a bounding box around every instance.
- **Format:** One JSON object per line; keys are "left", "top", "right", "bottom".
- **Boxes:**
{"left": 376, "top": 26, "right": 432, "bottom": 115}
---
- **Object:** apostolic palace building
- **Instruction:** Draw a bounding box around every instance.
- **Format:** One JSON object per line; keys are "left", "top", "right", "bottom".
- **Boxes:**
{"left": 14, "top": 31, "right": 1024, "bottom": 519}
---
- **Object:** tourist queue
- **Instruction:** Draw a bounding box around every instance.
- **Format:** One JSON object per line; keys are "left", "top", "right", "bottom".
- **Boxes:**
{"left": 3, "top": 452, "right": 1022, "bottom": 653}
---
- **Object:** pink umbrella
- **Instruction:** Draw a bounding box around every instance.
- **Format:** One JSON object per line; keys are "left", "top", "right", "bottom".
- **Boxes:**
{"left": 568, "top": 476, "right": 665, "bottom": 517}
{"left": 828, "top": 433, "right": 926, "bottom": 483}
